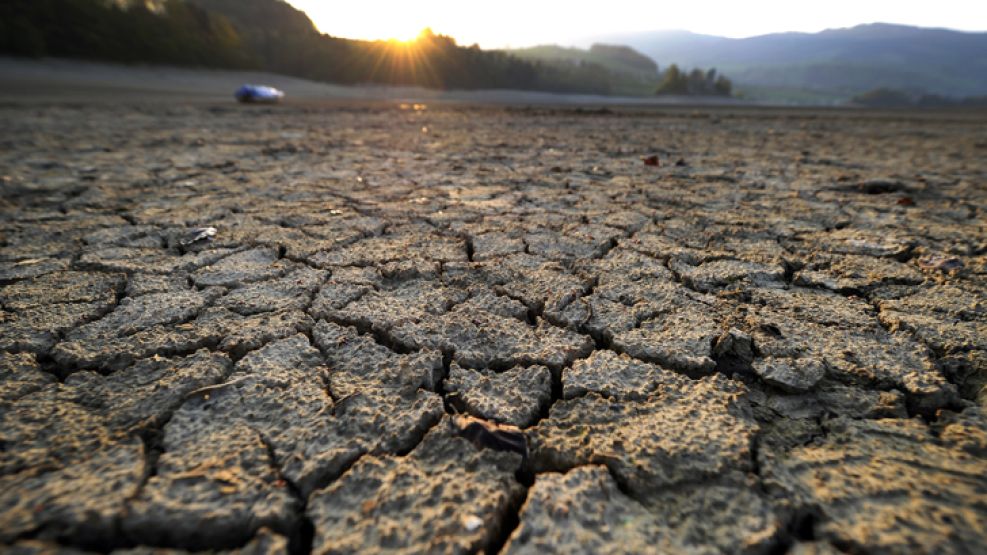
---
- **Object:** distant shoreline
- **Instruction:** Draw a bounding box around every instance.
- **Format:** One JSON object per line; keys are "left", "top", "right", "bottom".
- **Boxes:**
{"left": 0, "top": 57, "right": 752, "bottom": 107}
{"left": 4, "top": 58, "right": 986, "bottom": 117}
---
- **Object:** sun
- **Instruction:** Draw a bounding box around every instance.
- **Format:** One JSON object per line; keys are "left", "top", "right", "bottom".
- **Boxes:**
{"left": 388, "top": 28, "right": 429, "bottom": 44}
{"left": 382, "top": 28, "right": 430, "bottom": 46}
{"left": 340, "top": 27, "right": 446, "bottom": 88}
{"left": 291, "top": 1, "right": 436, "bottom": 43}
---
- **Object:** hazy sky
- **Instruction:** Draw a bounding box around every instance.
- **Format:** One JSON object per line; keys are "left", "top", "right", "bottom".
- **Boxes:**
{"left": 286, "top": 0, "right": 986, "bottom": 48}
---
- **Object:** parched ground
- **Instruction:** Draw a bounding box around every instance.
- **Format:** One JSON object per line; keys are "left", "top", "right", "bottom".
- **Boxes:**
{"left": 1, "top": 101, "right": 986, "bottom": 555}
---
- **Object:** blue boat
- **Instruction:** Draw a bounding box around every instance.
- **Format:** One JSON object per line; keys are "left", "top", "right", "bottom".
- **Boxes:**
{"left": 234, "top": 84, "right": 285, "bottom": 104}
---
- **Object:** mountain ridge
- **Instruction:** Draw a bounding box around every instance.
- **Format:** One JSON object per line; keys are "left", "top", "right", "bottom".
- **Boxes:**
{"left": 577, "top": 23, "right": 987, "bottom": 100}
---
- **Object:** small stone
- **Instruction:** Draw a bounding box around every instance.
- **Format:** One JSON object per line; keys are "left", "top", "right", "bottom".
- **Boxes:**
{"left": 180, "top": 226, "right": 217, "bottom": 246}
{"left": 753, "top": 357, "right": 826, "bottom": 392}
{"left": 462, "top": 514, "right": 483, "bottom": 532}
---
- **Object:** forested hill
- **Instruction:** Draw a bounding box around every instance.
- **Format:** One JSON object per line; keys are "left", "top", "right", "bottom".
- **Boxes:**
{"left": 188, "top": 0, "right": 316, "bottom": 36}
{"left": 587, "top": 23, "right": 987, "bottom": 100}
{"left": 0, "top": 0, "right": 632, "bottom": 95}
{"left": 503, "top": 43, "right": 660, "bottom": 96}
{"left": 506, "top": 44, "right": 658, "bottom": 80}
{"left": 502, "top": 43, "right": 733, "bottom": 97}
{"left": 0, "top": 0, "right": 254, "bottom": 68}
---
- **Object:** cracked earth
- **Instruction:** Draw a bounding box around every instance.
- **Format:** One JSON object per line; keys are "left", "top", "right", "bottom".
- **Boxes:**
{"left": 1, "top": 102, "right": 986, "bottom": 554}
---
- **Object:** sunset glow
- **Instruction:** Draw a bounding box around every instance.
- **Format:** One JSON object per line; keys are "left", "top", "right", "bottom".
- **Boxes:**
{"left": 286, "top": 0, "right": 986, "bottom": 48}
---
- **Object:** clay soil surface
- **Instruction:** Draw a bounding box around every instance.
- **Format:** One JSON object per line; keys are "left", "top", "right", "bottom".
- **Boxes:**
{"left": 1, "top": 97, "right": 986, "bottom": 554}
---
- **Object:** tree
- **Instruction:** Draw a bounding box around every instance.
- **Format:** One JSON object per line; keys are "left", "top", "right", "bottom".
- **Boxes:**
{"left": 655, "top": 64, "right": 687, "bottom": 95}
{"left": 656, "top": 63, "right": 733, "bottom": 96}
{"left": 714, "top": 75, "right": 732, "bottom": 96}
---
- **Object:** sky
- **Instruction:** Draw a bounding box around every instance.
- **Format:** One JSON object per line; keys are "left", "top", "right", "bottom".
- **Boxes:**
{"left": 286, "top": 0, "right": 987, "bottom": 48}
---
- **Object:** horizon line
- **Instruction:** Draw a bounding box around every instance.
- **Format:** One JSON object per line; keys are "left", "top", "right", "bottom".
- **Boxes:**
{"left": 316, "top": 21, "right": 987, "bottom": 50}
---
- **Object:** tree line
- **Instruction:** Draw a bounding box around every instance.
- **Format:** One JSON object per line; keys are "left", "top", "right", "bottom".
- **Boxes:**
{"left": 655, "top": 65, "right": 733, "bottom": 96}
{"left": 852, "top": 87, "right": 987, "bottom": 108}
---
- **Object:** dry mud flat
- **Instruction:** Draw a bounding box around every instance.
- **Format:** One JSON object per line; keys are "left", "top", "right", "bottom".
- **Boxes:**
{"left": 1, "top": 101, "right": 986, "bottom": 554}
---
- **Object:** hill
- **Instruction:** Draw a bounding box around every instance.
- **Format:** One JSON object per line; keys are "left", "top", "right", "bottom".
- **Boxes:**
{"left": 505, "top": 44, "right": 657, "bottom": 79}
{"left": 187, "top": 0, "right": 316, "bottom": 36}
{"left": 584, "top": 24, "right": 987, "bottom": 102}
{"left": 503, "top": 43, "right": 659, "bottom": 95}
{"left": 1, "top": 0, "right": 254, "bottom": 68}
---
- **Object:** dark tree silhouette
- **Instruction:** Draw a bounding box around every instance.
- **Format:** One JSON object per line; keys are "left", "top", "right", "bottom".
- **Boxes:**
{"left": 655, "top": 64, "right": 732, "bottom": 96}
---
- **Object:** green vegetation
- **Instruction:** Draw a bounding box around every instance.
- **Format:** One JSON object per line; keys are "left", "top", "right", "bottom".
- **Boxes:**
{"left": 655, "top": 65, "right": 732, "bottom": 96}
{"left": 0, "top": 0, "right": 253, "bottom": 67}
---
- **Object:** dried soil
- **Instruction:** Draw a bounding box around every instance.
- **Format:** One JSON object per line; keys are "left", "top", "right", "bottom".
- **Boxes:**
{"left": 1, "top": 99, "right": 986, "bottom": 554}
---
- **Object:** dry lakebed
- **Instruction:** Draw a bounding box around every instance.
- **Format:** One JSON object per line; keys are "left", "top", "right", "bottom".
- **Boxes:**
{"left": 1, "top": 100, "right": 986, "bottom": 554}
